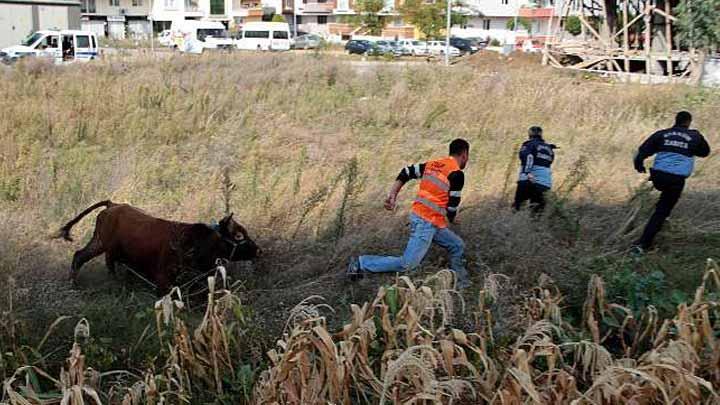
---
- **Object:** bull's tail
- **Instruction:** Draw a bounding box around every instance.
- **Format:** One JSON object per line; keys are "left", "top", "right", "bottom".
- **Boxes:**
{"left": 52, "top": 200, "right": 115, "bottom": 241}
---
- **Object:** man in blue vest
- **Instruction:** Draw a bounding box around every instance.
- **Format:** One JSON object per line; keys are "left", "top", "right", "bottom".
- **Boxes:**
{"left": 513, "top": 126, "right": 556, "bottom": 213}
{"left": 633, "top": 111, "right": 711, "bottom": 253}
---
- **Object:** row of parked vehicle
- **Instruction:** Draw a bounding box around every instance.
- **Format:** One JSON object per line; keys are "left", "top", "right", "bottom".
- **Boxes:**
{"left": 345, "top": 37, "right": 487, "bottom": 58}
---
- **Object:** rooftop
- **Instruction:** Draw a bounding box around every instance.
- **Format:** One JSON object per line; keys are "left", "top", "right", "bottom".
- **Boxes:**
{"left": 0, "top": 0, "right": 81, "bottom": 6}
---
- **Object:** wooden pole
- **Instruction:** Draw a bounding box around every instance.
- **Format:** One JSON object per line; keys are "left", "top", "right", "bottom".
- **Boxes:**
{"left": 599, "top": 0, "right": 610, "bottom": 41}
{"left": 580, "top": 0, "right": 586, "bottom": 38}
{"left": 623, "top": 0, "right": 629, "bottom": 71}
{"left": 664, "top": 0, "right": 672, "bottom": 76}
{"left": 644, "top": 4, "right": 651, "bottom": 75}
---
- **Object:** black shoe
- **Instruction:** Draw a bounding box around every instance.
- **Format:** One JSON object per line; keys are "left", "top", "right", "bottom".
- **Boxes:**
{"left": 630, "top": 245, "right": 645, "bottom": 258}
{"left": 347, "top": 257, "right": 363, "bottom": 281}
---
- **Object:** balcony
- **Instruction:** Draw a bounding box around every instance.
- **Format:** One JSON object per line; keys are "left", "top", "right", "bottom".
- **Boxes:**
{"left": 184, "top": 0, "right": 202, "bottom": 13}
{"left": 302, "top": 1, "right": 334, "bottom": 13}
{"left": 518, "top": 7, "right": 554, "bottom": 18}
{"left": 328, "top": 22, "right": 353, "bottom": 35}
{"left": 232, "top": 0, "right": 260, "bottom": 12}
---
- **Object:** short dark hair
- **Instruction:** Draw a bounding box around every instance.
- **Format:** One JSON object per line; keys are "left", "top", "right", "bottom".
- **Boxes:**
{"left": 449, "top": 138, "right": 470, "bottom": 156}
{"left": 528, "top": 126, "right": 543, "bottom": 138}
{"left": 675, "top": 111, "right": 692, "bottom": 127}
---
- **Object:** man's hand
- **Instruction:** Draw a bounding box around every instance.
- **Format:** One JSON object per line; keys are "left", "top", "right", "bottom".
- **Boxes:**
{"left": 527, "top": 173, "right": 536, "bottom": 183}
{"left": 634, "top": 159, "right": 646, "bottom": 174}
{"left": 384, "top": 194, "right": 397, "bottom": 211}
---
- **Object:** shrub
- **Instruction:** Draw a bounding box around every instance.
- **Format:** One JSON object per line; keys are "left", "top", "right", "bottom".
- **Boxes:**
{"left": 564, "top": 15, "right": 582, "bottom": 36}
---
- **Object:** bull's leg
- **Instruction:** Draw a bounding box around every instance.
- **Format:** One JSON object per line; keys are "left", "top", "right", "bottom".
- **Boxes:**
{"left": 70, "top": 230, "right": 105, "bottom": 284}
{"left": 153, "top": 268, "right": 172, "bottom": 296}
{"left": 105, "top": 254, "right": 117, "bottom": 277}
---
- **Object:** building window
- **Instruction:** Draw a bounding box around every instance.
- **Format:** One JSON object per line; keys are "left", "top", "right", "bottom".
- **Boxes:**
{"left": 482, "top": 19, "right": 490, "bottom": 30}
{"left": 109, "top": 0, "right": 119, "bottom": 6}
{"left": 81, "top": 0, "right": 96, "bottom": 12}
{"left": 296, "top": 15, "right": 301, "bottom": 24}
{"left": 501, "top": 0, "right": 508, "bottom": 4}
{"left": 210, "top": 0, "right": 224, "bottom": 14}
{"left": 132, "top": 0, "right": 143, "bottom": 6}
{"left": 317, "top": 15, "right": 327, "bottom": 24}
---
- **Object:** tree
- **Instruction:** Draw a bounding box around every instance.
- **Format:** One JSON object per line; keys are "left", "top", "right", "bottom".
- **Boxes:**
{"left": 271, "top": 14, "right": 287, "bottom": 23}
{"left": 343, "top": 0, "right": 386, "bottom": 36}
{"left": 564, "top": 16, "right": 582, "bottom": 36}
{"left": 400, "top": 0, "right": 444, "bottom": 39}
{"left": 675, "top": 0, "right": 720, "bottom": 50}
{"left": 399, "top": 0, "right": 467, "bottom": 40}
{"left": 506, "top": 17, "right": 532, "bottom": 32}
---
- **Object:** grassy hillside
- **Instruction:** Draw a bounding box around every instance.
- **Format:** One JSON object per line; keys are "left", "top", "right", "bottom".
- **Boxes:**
{"left": 0, "top": 52, "right": 719, "bottom": 403}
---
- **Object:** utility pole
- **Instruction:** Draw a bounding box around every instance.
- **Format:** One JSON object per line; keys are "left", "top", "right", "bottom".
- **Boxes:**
{"left": 293, "top": 0, "right": 298, "bottom": 38}
{"left": 444, "top": 0, "right": 451, "bottom": 65}
{"left": 149, "top": 0, "right": 155, "bottom": 52}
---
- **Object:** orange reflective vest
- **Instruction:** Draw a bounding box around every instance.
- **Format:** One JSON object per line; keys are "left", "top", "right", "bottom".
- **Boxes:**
{"left": 412, "top": 157, "right": 460, "bottom": 228}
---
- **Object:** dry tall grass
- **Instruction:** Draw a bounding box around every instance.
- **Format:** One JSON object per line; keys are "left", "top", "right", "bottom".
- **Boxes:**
{"left": 5, "top": 261, "right": 720, "bottom": 403}
{"left": 0, "top": 52, "right": 719, "bottom": 403}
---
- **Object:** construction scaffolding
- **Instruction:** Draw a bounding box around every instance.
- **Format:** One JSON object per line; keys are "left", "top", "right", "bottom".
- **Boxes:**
{"left": 542, "top": 0, "right": 704, "bottom": 83}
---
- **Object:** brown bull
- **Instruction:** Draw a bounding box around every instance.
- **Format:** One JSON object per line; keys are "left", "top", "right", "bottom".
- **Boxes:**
{"left": 53, "top": 200, "right": 259, "bottom": 291}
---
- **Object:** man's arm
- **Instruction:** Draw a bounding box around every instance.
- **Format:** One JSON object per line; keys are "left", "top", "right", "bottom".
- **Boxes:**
{"left": 519, "top": 144, "right": 535, "bottom": 174}
{"left": 446, "top": 171, "right": 464, "bottom": 223}
{"left": 693, "top": 131, "right": 711, "bottom": 158}
{"left": 634, "top": 131, "right": 661, "bottom": 173}
{"left": 386, "top": 163, "right": 425, "bottom": 210}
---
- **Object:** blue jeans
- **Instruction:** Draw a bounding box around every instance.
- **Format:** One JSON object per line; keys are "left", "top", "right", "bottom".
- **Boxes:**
{"left": 359, "top": 214, "right": 468, "bottom": 284}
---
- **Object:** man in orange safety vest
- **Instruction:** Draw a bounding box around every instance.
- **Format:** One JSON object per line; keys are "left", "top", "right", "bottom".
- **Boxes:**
{"left": 347, "top": 139, "right": 470, "bottom": 289}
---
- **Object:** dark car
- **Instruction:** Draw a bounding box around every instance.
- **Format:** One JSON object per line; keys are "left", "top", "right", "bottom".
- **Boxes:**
{"left": 345, "top": 39, "right": 374, "bottom": 55}
{"left": 449, "top": 37, "right": 480, "bottom": 55}
{"left": 468, "top": 37, "right": 489, "bottom": 49}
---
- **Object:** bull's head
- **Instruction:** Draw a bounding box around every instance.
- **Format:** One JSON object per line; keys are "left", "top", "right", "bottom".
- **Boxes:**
{"left": 218, "top": 213, "right": 260, "bottom": 261}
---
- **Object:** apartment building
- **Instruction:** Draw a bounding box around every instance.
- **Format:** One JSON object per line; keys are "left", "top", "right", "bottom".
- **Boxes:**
{"left": 457, "top": 0, "right": 575, "bottom": 45}
{"left": 79, "top": 0, "right": 151, "bottom": 38}
{"left": 149, "top": 0, "right": 291, "bottom": 31}
{"left": 0, "top": 0, "right": 81, "bottom": 48}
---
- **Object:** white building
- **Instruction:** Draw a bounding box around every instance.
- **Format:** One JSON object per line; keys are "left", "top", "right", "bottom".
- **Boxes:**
{"left": 79, "top": 0, "right": 151, "bottom": 39}
{"left": 0, "top": 0, "right": 81, "bottom": 48}
{"left": 149, "top": 0, "right": 291, "bottom": 31}
{"left": 455, "top": 0, "right": 574, "bottom": 46}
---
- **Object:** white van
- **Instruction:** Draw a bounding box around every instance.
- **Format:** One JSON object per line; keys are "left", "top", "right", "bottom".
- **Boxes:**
{"left": 236, "top": 22, "right": 291, "bottom": 51}
{"left": 1, "top": 30, "right": 99, "bottom": 64}
{"left": 170, "top": 20, "right": 234, "bottom": 54}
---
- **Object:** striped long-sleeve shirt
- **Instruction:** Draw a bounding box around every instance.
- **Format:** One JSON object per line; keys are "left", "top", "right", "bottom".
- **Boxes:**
{"left": 396, "top": 163, "right": 464, "bottom": 222}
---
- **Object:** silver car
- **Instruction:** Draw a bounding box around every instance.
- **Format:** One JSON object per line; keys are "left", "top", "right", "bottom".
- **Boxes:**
{"left": 375, "top": 40, "right": 402, "bottom": 57}
{"left": 293, "top": 34, "right": 322, "bottom": 50}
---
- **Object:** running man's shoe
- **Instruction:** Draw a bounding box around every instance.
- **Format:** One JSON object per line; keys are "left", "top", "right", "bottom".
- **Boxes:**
{"left": 347, "top": 257, "right": 363, "bottom": 281}
{"left": 630, "top": 245, "right": 645, "bottom": 258}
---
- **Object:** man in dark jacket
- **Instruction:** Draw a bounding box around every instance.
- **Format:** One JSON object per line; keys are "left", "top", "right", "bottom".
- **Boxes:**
{"left": 633, "top": 111, "right": 711, "bottom": 252}
{"left": 513, "top": 126, "right": 556, "bottom": 213}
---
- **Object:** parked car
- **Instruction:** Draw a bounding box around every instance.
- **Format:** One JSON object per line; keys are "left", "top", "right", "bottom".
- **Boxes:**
{"left": 450, "top": 37, "right": 479, "bottom": 54}
{"left": 158, "top": 30, "right": 173, "bottom": 47}
{"left": 293, "top": 34, "right": 322, "bottom": 50}
{"left": 394, "top": 40, "right": 413, "bottom": 55}
{"left": 1, "top": 30, "right": 99, "bottom": 64}
{"left": 409, "top": 40, "right": 430, "bottom": 56}
{"left": 390, "top": 40, "right": 412, "bottom": 56}
{"left": 236, "top": 22, "right": 292, "bottom": 51}
{"left": 375, "top": 40, "right": 402, "bottom": 56}
{"left": 171, "top": 20, "right": 234, "bottom": 53}
{"left": 426, "top": 40, "right": 461, "bottom": 57}
{"left": 345, "top": 39, "right": 373, "bottom": 55}
{"left": 467, "top": 37, "right": 489, "bottom": 49}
